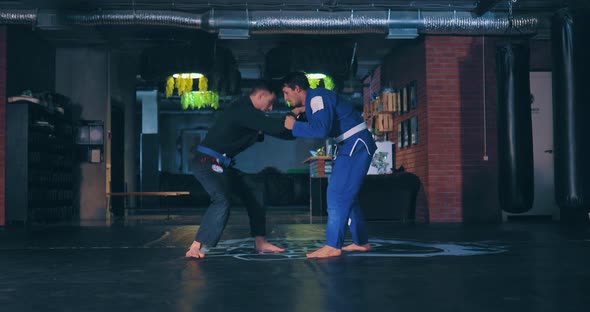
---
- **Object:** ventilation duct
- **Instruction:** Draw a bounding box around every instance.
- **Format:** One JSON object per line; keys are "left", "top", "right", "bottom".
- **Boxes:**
{"left": 1, "top": 9, "right": 539, "bottom": 36}
{"left": 68, "top": 10, "right": 202, "bottom": 29}
{"left": 0, "top": 9, "right": 36, "bottom": 24}
{"left": 245, "top": 11, "right": 539, "bottom": 35}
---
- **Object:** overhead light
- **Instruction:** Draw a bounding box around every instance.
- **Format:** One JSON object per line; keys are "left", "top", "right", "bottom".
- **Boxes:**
{"left": 305, "top": 73, "right": 335, "bottom": 91}
{"left": 166, "top": 74, "right": 207, "bottom": 98}
{"left": 306, "top": 73, "right": 326, "bottom": 79}
{"left": 386, "top": 28, "right": 419, "bottom": 39}
{"left": 218, "top": 28, "right": 250, "bottom": 39}
{"left": 172, "top": 73, "right": 203, "bottom": 79}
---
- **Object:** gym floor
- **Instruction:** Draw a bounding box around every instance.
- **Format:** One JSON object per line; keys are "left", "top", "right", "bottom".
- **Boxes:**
{"left": 1, "top": 220, "right": 589, "bottom": 311}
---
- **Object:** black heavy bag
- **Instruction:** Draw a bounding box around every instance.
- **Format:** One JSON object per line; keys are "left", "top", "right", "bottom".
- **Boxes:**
{"left": 496, "top": 43, "right": 534, "bottom": 213}
{"left": 552, "top": 9, "right": 590, "bottom": 214}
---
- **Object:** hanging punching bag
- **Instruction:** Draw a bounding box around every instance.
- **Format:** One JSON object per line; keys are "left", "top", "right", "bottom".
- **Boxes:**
{"left": 496, "top": 43, "right": 534, "bottom": 213}
{"left": 551, "top": 9, "right": 590, "bottom": 216}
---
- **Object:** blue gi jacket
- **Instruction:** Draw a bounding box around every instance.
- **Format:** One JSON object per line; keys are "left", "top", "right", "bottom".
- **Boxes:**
{"left": 292, "top": 88, "right": 377, "bottom": 156}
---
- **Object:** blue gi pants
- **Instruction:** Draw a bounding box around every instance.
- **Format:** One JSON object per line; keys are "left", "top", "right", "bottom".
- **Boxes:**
{"left": 325, "top": 143, "right": 372, "bottom": 249}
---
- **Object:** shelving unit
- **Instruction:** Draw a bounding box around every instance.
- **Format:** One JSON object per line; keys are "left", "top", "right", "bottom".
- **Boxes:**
{"left": 6, "top": 99, "right": 75, "bottom": 224}
{"left": 364, "top": 89, "right": 397, "bottom": 134}
{"left": 364, "top": 82, "right": 419, "bottom": 148}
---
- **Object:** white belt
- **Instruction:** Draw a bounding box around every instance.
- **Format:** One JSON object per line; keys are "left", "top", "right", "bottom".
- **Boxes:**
{"left": 334, "top": 122, "right": 367, "bottom": 143}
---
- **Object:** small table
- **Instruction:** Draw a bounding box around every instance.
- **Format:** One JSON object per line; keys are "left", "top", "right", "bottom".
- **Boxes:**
{"left": 107, "top": 191, "right": 190, "bottom": 220}
{"left": 303, "top": 156, "right": 333, "bottom": 224}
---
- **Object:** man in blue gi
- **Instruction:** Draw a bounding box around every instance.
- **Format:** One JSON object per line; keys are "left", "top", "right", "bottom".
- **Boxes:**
{"left": 282, "top": 71, "right": 377, "bottom": 258}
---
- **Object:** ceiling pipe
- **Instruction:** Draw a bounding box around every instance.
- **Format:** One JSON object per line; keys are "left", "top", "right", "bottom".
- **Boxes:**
{"left": 68, "top": 10, "right": 202, "bottom": 29}
{"left": 1, "top": 9, "right": 539, "bottom": 36}
{"left": 0, "top": 9, "right": 37, "bottom": 25}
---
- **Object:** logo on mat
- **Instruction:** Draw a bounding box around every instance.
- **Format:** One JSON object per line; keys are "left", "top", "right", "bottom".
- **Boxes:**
{"left": 199, "top": 238, "right": 507, "bottom": 261}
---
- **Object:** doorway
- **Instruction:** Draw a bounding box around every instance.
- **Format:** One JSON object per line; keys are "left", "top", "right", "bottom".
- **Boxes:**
{"left": 503, "top": 71, "right": 557, "bottom": 220}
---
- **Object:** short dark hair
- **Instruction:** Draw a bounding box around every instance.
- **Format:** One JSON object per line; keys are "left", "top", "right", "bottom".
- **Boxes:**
{"left": 282, "top": 71, "right": 310, "bottom": 90}
{"left": 249, "top": 80, "right": 274, "bottom": 96}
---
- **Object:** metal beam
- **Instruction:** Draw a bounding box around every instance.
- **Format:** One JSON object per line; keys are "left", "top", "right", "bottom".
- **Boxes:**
{"left": 475, "top": 0, "right": 502, "bottom": 16}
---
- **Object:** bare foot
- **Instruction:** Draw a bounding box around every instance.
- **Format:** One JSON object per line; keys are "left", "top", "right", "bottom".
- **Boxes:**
{"left": 185, "top": 241, "right": 206, "bottom": 259}
{"left": 255, "top": 236, "right": 285, "bottom": 253}
{"left": 342, "top": 243, "right": 372, "bottom": 252}
{"left": 306, "top": 245, "right": 342, "bottom": 258}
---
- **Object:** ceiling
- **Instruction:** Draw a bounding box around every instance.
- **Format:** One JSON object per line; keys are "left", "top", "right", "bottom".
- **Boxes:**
{"left": 0, "top": 0, "right": 572, "bottom": 83}
{"left": 0, "top": 0, "right": 571, "bottom": 11}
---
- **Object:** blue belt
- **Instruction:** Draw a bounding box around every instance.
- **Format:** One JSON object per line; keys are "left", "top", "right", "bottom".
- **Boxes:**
{"left": 196, "top": 145, "right": 233, "bottom": 167}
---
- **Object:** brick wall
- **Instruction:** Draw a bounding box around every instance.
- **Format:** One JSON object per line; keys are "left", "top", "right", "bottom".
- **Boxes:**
{"left": 425, "top": 36, "right": 500, "bottom": 222}
{"left": 365, "top": 36, "right": 501, "bottom": 223}
{"left": 424, "top": 37, "right": 465, "bottom": 222}
{"left": 466, "top": 36, "right": 501, "bottom": 223}
{"left": 380, "top": 38, "right": 429, "bottom": 222}
{"left": 363, "top": 66, "right": 381, "bottom": 107}
{"left": 0, "top": 26, "right": 6, "bottom": 226}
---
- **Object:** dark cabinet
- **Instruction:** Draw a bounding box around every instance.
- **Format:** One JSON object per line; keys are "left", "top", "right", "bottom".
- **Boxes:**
{"left": 6, "top": 100, "right": 75, "bottom": 224}
{"left": 311, "top": 172, "right": 421, "bottom": 221}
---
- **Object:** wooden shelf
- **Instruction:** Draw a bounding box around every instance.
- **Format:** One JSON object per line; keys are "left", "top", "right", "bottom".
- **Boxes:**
{"left": 303, "top": 156, "right": 333, "bottom": 163}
